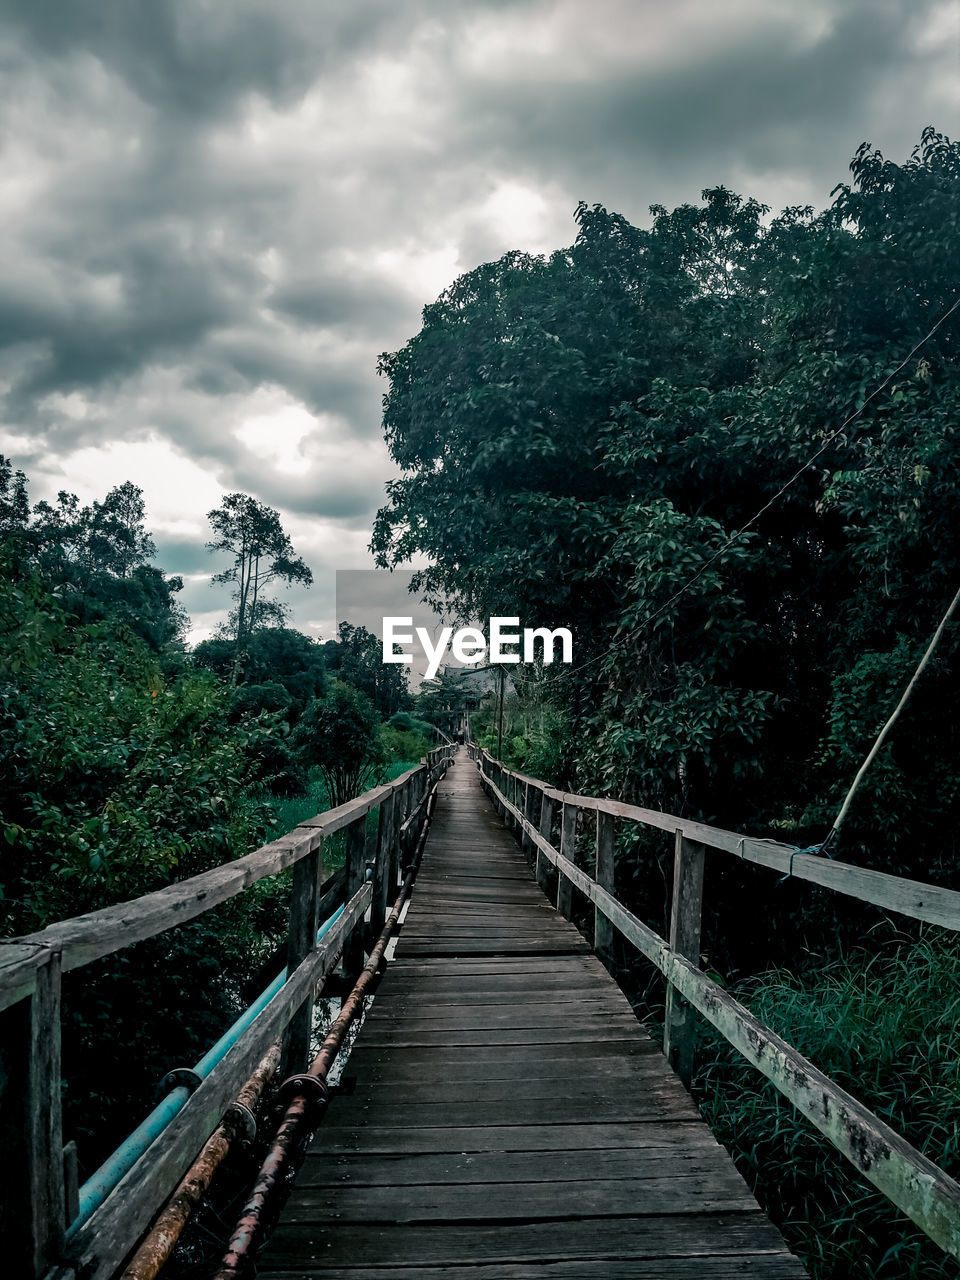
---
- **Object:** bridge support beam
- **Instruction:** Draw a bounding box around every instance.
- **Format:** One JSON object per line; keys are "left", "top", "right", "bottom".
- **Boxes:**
{"left": 343, "top": 817, "right": 368, "bottom": 977}
{"left": 536, "top": 792, "right": 555, "bottom": 895}
{"left": 664, "top": 830, "right": 706, "bottom": 1088}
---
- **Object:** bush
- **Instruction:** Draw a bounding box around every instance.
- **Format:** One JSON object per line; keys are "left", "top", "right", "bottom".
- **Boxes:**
{"left": 292, "top": 681, "right": 386, "bottom": 809}
{"left": 381, "top": 724, "right": 430, "bottom": 763}
{"left": 692, "top": 933, "right": 960, "bottom": 1280}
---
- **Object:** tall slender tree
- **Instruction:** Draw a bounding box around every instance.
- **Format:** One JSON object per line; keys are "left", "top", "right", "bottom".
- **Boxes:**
{"left": 206, "top": 493, "right": 313, "bottom": 681}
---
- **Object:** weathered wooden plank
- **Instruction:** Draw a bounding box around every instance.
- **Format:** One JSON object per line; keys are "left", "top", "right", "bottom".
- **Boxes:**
{"left": 313, "top": 1118, "right": 709, "bottom": 1155}
{"left": 258, "top": 1259, "right": 807, "bottom": 1279}
{"left": 262, "top": 1214, "right": 799, "bottom": 1269}
{"left": 321, "top": 1093, "right": 698, "bottom": 1129}
{"left": 359, "top": 1007, "right": 643, "bottom": 1032}
{"left": 331, "top": 1071, "right": 688, "bottom": 1106}
{"left": 344, "top": 1040, "right": 659, "bottom": 1075}
{"left": 300, "top": 1142, "right": 730, "bottom": 1186}
{"left": 285, "top": 1172, "right": 758, "bottom": 1220}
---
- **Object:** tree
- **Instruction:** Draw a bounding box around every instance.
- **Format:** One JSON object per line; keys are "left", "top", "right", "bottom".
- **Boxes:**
{"left": 194, "top": 625, "right": 326, "bottom": 712}
{"left": 322, "top": 622, "right": 411, "bottom": 717}
{"left": 292, "top": 681, "right": 386, "bottom": 808}
{"left": 371, "top": 128, "right": 960, "bottom": 972}
{"left": 206, "top": 493, "right": 313, "bottom": 680}
{"left": 0, "top": 465, "right": 185, "bottom": 649}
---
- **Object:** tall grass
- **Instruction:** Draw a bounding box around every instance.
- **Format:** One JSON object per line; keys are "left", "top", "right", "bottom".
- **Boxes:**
{"left": 692, "top": 932, "right": 960, "bottom": 1279}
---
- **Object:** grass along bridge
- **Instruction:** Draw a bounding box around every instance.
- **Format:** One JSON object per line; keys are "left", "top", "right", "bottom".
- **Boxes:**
{"left": 1, "top": 743, "right": 959, "bottom": 1278}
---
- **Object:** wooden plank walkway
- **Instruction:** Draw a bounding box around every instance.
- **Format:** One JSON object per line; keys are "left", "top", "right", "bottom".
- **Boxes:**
{"left": 258, "top": 751, "right": 807, "bottom": 1278}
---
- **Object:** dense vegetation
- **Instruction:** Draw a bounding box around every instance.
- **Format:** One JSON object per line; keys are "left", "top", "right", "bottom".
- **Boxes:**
{"left": 0, "top": 473, "right": 424, "bottom": 1188}
{"left": 373, "top": 129, "right": 960, "bottom": 1277}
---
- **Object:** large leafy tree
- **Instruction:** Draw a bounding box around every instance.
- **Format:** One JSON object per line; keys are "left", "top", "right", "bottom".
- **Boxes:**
{"left": 292, "top": 680, "right": 386, "bottom": 808}
{"left": 372, "top": 128, "right": 960, "bottom": 903}
{"left": 206, "top": 493, "right": 313, "bottom": 679}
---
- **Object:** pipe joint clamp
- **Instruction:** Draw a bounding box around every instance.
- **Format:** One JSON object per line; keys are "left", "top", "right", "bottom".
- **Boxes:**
{"left": 224, "top": 1100, "right": 258, "bottom": 1145}
{"left": 279, "top": 1073, "right": 330, "bottom": 1112}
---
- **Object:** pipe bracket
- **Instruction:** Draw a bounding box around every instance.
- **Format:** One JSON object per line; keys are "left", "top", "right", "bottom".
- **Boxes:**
{"left": 160, "top": 1067, "right": 203, "bottom": 1096}
{"left": 224, "top": 1100, "right": 257, "bottom": 1145}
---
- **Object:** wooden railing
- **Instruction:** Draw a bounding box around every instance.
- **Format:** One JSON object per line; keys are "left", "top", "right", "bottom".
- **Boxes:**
{"left": 0, "top": 744, "right": 455, "bottom": 1280}
{"left": 468, "top": 744, "right": 960, "bottom": 1263}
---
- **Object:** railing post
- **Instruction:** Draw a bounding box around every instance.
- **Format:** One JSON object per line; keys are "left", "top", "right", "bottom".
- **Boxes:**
{"left": 343, "top": 815, "right": 368, "bottom": 976}
{"left": 595, "top": 810, "right": 616, "bottom": 964}
{"left": 390, "top": 780, "right": 406, "bottom": 892}
{"left": 283, "top": 834, "right": 323, "bottom": 1072}
{"left": 0, "top": 947, "right": 65, "bottom": 1277}
{"left": 536, "top": 791, "right": 555, "bottom": 893}
{"left": 521, "top": 782, "right": 538, "bottom": 862}
{"left": 557, "top": 801, "right": 578, "bottom": 918}
{"left": 664, "top": 829, "right": 706, "bottom": 1088}
{"left": 371, "top": 792, "right": 395, "bottom": 937}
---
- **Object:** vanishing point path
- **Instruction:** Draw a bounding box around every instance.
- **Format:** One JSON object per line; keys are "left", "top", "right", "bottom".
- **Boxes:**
{"left": 258, "top": 750, "right": 807, "bottom": 1278}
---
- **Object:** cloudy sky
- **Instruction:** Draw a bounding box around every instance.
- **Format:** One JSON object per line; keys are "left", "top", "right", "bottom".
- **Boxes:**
{"left": 0, "top": 0, "right": 957, "bottom": 643}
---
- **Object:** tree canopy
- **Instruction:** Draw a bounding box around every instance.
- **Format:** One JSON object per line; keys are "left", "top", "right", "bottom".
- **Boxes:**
{"left": 373, "top": 128, "right": 960, "bottom": 895}
{"left": 207, "top": 492, "right": 313, "bottom": 677}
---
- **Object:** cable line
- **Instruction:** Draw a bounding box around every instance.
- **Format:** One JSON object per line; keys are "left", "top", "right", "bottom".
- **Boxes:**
{"left": 818, "top": 579, "right": 960, "bottom": 856}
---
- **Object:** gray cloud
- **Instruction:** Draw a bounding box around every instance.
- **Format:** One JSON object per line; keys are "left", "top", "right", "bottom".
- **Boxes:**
{"left": 0, "top": 0, "right": 955, "bottom": 638}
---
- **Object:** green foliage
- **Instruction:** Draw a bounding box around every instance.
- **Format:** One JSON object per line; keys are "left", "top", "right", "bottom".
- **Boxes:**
{"left": 292, "top": 680, "right": 386, "bottom": 809}
{"left": 470, "top": 680, "right": 572, "bottom": 783}
{"left": 206, "top": 492, "right": 313, "bottom": 677}
{"left": 373, "top": 126, "right": 960, "bottom": 929}
{"left": 0, "top": 564, "right": 291, "bottom": 1173}
{"left": 194, "top": 627, "right": 326, "bottom": 714}
{"left": 0, "top": 464, "right": 186, "bottom": 650}
{"left": 693, "top": 934, "right": 960, "bottom": 1280}
{"left": 323, "top": 622, "right": 411, "bottom": 718}
{"left": 380, "top": 724, "right": 430, "bottom": 763}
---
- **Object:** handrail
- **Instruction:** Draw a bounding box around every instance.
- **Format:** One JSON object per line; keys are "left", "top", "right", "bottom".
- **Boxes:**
{"left": 471, "top": 747, "right": 960, "bottom": 931}
{"left": 0, "top": 743, "right": 456, "bottom": 1279}
{"left": 468, "top": 744, "right": 960, "bottom": 1262}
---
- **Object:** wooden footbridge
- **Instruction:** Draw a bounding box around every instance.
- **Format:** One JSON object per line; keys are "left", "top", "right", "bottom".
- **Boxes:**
{"left": 3, "top": 744, "right": 960, "bottom": 1279}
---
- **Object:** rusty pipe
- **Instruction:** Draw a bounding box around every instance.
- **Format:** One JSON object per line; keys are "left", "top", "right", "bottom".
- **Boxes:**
{"left": 213, "top": 770, "right": 442, "bottom": 1280}
{"left": 119, "top": 1043, "right": 281, "bottom": 1280}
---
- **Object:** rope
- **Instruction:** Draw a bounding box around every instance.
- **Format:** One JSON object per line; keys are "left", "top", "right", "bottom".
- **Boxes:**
{"left": 818, "top": 580, "right": 960, "bottom": 855}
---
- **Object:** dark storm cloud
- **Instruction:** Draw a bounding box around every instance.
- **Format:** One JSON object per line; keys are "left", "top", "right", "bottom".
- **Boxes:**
{"left": 451, "top": 0, "right": 946, "bottom": 217}
{"left": 1, "top": 0, "right": 406, "bottom": 117}
{"left": 0, "top": 0, "right": 954, "bottom": 636}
